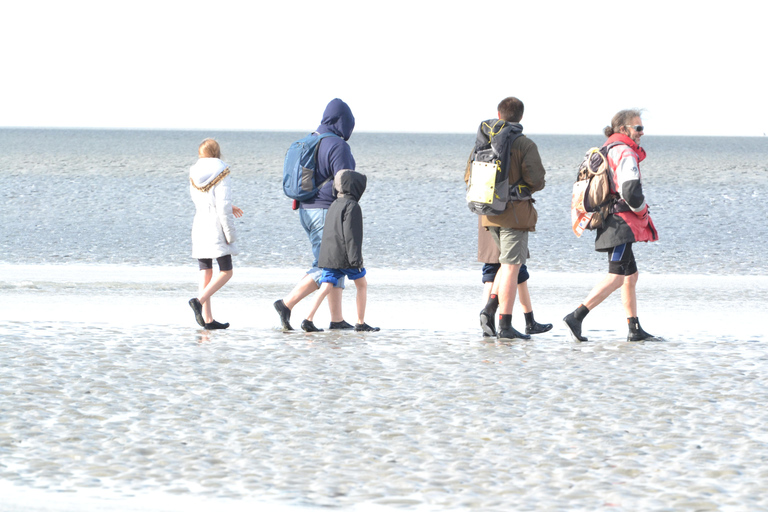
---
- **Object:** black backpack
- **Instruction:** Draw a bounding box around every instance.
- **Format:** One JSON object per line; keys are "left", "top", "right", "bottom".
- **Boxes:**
{"left": 466, "top": 119, "right": 525, "bottom": 215}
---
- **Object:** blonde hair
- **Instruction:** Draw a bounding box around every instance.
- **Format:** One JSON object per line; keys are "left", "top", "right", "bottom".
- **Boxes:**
{"left": 198, "top": 138, "right": 221, "bottom": 159}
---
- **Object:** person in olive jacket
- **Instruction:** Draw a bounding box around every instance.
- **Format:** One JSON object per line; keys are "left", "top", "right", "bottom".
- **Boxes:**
{"left": 466, "top": 97, "right": 547, "bottom": 341}
{"left": 301, "top": 169, "right": 379, "bottom": 333}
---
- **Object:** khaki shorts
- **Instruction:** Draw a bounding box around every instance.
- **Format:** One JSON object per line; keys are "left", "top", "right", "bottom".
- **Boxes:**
{"left": 488, "top": 227, "right": 529, "bottom": 265}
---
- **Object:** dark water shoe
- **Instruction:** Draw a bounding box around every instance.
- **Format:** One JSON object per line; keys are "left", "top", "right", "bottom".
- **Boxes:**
{"left": 189, "top": 298, "right": 205, "bottom": 327}
{"left": 526, "top": 321, "right": 553, "bottom": 335}
{"left": 329, "top": 320, "right": 354, "bottom": 330}
{"left": 479, "top": 308, "right": 496, "bottom": 337}
{"left": 563, "top": 313, "right": 588, "bottom": 342}
{"left": 301, "top": 319, "right": 323, "bottom": 332}
{"left": 497, "top": 325, "right": 531, "bottom": 341}
{"left": 274, "top": 299, "right": 293, "bottom": 331}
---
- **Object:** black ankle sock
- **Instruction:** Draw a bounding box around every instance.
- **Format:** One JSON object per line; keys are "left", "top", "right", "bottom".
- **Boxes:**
{"left": 524, "top": 311, "right": 534, "bottom": 326}
{"left": 486, "top": 294, "right": 499, "bottom": 312}
{"left": 498, "top": 314, "right": 512, "bottom": 329}
{"left": 574, "top": 304, "right": 590, "bottom": 321}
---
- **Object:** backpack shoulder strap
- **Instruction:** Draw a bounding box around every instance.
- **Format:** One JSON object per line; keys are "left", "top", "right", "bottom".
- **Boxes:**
{"left": 313, "top": 132, "right": 341, "bottom": 192}
{"left": 602, "top": 141, "right": 625, "bottom": 153}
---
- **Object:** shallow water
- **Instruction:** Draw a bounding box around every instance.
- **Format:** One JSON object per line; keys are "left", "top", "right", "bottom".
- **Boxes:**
{"left": 1, "top": 265, "right": 767, "bottom": 511}
{"left": 1, "top": 129, "right": 767, "bottom": 275}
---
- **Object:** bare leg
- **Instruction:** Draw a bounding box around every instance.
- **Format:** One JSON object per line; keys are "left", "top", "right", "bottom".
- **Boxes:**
{"left": 198, "top": 269, "right": 213, "bottom": 322}
{"left": 328, "top": 286, "right": 344, "bottom": 322}
{"left": 583, "top": 273, "right": 625, "bottom": 311}
{"left": 282, "top": 274, "right": 319, "bottom": 310}
{"left": 305, "top": 283, "right": 333, "bottom": 322}
{"left": 518, "top": 279, "right": 552, "bottom": 334}
{"left": 517, "top": 281, "right": 533, "bottom": 314}
{"left": 482, "top": 281, "right": 494, "bottom": 305}
{"left": 353, "top": 277, "right": 368, "bottom": 324}
{"left": 491, "top": 276, "right": 501, "bottom": 296}
{"left": 198, "top": 269, "right": 233, "bottom": 323}
{"left": 621, "top": 272, "right": 639, "bottom": 318}
{"left": 496, "top": 263, "right": 521, "bottom": 315}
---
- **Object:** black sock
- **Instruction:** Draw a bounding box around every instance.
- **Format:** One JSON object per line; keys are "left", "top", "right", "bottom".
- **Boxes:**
{"left": 524, "top": 311, "right": 535, "bottom": 327}
{"left": 574, "top": 304, "right": 590, "bottom": 321}
{"left": 485, "top": 294, "right": 499, "bottom": 312}
{"left": 498, "top": 314, "right": 512, "bottom": 330}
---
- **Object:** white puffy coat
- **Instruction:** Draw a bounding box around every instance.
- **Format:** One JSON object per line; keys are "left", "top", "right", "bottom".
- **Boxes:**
{"left": 189, "top": 158, "right": 238, "bottom": 258}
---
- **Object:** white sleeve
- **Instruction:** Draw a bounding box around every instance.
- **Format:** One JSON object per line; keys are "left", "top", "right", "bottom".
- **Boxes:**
{"left": 213, "top": 175, "right": 237, "bottom": 244}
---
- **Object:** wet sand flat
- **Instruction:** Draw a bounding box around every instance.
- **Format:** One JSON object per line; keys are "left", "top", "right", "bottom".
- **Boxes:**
{"left": 1, "top": 264, "right": 767, "bottom": 511}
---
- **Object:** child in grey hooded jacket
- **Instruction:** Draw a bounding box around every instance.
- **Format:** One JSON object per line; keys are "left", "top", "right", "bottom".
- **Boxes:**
{"left": 301, "top": 169, "right": 379, "bottom": 332}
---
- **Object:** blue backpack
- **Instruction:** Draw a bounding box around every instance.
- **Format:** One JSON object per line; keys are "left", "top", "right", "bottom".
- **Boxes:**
{"left": 282, "top": 132, "right": 339, "bottom": 201}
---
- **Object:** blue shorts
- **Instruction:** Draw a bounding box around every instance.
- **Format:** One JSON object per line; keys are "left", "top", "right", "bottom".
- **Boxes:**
{"left": 307, "top": 266, "right": 345, "bottom": 289}
{"left": 481, "top": 263, "right": 529, "bottom": 284}
{"left": 319, "top": 268, "right": 367, "bottom": 287}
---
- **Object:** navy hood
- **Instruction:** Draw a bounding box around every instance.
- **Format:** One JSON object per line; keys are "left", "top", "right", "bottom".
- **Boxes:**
{"left": 317, "top": 98, "right": 355, "bottom": 141}
{"left": 334, "top": 169, "right": 367, "bottom": 201}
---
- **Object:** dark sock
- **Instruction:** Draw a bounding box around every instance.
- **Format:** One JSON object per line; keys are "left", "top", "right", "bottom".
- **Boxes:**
{"left": 524, "top": 311, "right": 535, "bottom": 327}
{"left": 485, "top": 294, "right": 499, "bottom": 312}
{"left": 498, "top": 314, "right": 512, "bottom": 330}
{"left": 574, "top": 304, "right": 590, "bottom": 321}
{"left": 628, "top": 317, "right": 639, "bottom": 331}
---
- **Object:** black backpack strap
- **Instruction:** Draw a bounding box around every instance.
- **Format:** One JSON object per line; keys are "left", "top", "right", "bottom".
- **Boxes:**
{"left": 317, "top": 176, "right": 333, "bottom": 191}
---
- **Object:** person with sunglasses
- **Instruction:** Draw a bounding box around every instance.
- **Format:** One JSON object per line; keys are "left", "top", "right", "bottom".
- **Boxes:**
{"left": 563, "top": 109, "right": 660, "bottom": 342}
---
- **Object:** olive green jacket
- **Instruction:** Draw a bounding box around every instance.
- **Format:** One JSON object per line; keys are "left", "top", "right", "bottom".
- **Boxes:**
{"left": 465, "top": 135, "right": 546, "bottom": 230}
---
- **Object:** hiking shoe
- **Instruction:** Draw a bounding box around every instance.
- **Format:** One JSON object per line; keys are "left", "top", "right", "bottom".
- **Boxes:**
{"left": 301, "top": 319, "right": 323, "bottom": 332}
{"left": 355, "top": 323, "right": 380, "bottom": 332}
{"left": 563, "top": 313, "right": 588, "bottom": 342}
{"left": 329, "top": 320, "right": 354, "bottom": 330}
{"left": 204, "top": 320, "right": 229, "bottom": 330}
{"left": 526, "top": 321, "right": 553, "bottom": 335}
{"left": 479, "top": 308, "right": 496, "bottom": 337}
{"left": 189, "top": 298, "right": 205, "bottom": 327}
{"left": 497, "top": 325, "right": 531, "bottom": 341}
{"left": 273, "top": 299, "right": 293, "bottom": 331}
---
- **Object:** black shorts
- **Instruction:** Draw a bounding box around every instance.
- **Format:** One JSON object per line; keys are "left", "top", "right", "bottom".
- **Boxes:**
{"left": 198, "top": 255, "right": 233, "bottom": 271}
{"left": 608, "top": 244, "right": 637, "bottom": 276}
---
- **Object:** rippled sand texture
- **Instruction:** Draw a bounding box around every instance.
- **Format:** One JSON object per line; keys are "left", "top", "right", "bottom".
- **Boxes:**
{"left": 2, "top": 321, "right": 767, "bottom": 511}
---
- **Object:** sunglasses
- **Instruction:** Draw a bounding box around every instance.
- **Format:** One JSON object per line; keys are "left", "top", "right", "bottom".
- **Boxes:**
{"left": 625, "top": 125, "right": 644, "bottom": 132}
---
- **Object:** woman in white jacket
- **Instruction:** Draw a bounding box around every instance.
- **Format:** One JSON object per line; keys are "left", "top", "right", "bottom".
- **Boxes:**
{"left": 188, "top": 139, "right": 242, "bottom": 329}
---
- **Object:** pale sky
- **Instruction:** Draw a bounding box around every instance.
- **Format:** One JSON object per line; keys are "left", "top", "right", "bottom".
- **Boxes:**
{"left": 3, "top": 1, "right": 766, "bottom": 136}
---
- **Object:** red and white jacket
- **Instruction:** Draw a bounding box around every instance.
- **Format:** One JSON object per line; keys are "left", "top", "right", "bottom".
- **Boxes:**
{"left": 594, "top": 134, "right": 658, "bottom": 250}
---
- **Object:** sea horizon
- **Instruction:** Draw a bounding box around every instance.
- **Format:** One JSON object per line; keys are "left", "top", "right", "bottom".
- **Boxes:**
{"left": 2, "top": 126, "right": 767, "bottom": 139}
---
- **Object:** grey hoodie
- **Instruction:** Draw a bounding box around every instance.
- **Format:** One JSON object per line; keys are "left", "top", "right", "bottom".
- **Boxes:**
{"left": 318, "top": 170, "right": 367, "bottom": 269}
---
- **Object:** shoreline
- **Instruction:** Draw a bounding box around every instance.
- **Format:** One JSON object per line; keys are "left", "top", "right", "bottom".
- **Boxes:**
{"left": 2, "top": 263, "right": 766, "bottom": 341}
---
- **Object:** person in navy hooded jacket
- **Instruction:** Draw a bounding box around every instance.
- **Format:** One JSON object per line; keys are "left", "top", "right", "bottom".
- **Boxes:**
{"left": 274, "top": 99, "right": 357, "bottom": 331}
